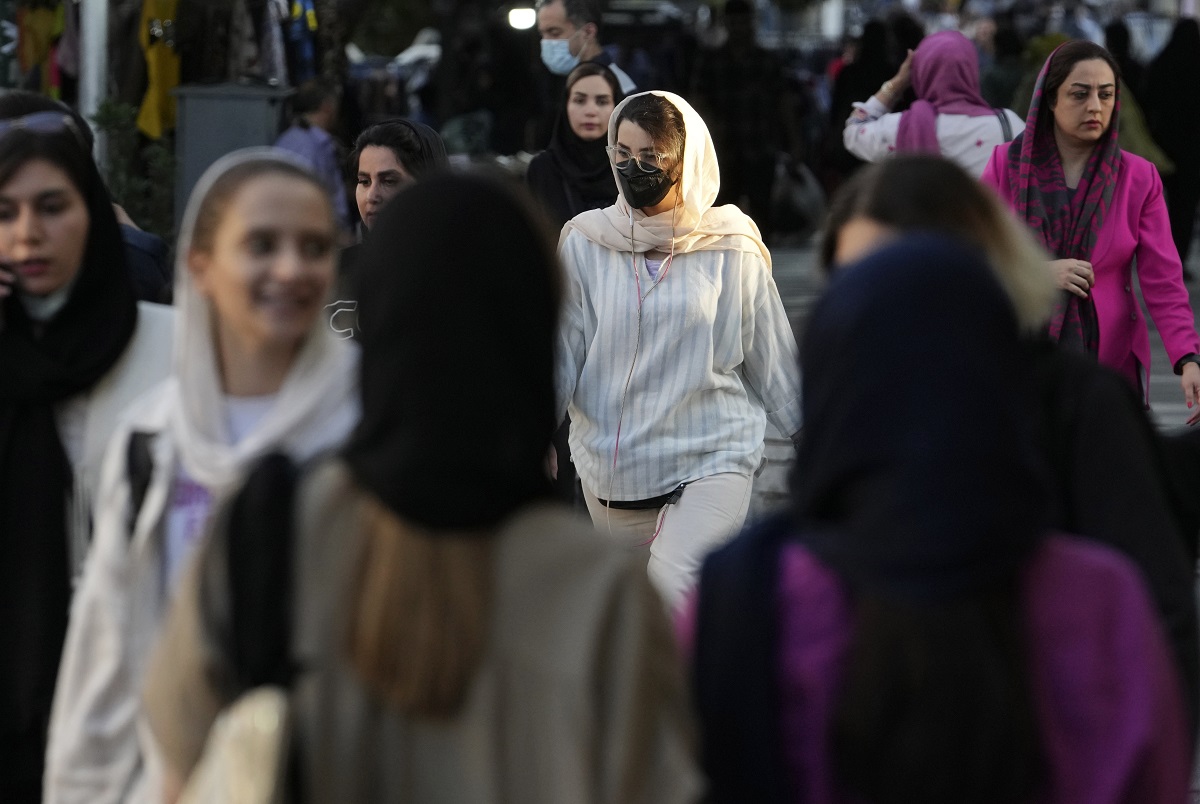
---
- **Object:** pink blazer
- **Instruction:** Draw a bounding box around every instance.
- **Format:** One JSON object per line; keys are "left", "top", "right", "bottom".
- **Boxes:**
{"left": 982, "top": 145, "right": 1200, "bottom": 395}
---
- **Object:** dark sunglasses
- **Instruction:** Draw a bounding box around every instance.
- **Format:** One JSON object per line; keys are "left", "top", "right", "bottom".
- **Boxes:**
{"left": 0, "top": 111, "right": 89, "bottom": 152}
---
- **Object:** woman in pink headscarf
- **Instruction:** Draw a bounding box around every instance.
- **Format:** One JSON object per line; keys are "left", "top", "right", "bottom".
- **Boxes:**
{"left": 982, "top": 40, "right": 1200, "bottom": 413}
{"left": 844, "top": 30, "right": 1023, "bottom": 177}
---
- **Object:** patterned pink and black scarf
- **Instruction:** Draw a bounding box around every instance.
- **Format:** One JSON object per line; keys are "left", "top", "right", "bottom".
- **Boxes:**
{"left": 1005, "top": 44, "right": 1121, "bottom": 354}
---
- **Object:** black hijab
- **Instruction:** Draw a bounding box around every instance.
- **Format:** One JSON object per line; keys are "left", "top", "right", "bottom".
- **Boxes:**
{"left": 342, "top": 172, "right": 557, "bottom": 529}
{"left": 535, "top": 64, "right": 623, "bottom": 216}
{"left": 1146, "top": 19, "right": 1200, "bottom": 163}
{"left": 392, "top": 119, "right": 449, "bottom": 178}
{"left": 552, "top": 65, "right": 623, "bottom": 189}
{"left": 338, "top": 118, "right": 451, "bottom": 322}
{"left": 0, "top": 92, "right": 137, "bottom": 799}
{"left": 694, "top": 234, "right": 1050, "bottom": 802}
{"left": 350, "top": 117, "right": 450, "bottom": 183}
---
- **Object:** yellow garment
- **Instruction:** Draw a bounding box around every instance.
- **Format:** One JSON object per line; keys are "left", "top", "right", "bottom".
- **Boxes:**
{"left": 17, "top": 5, "right": 63, "bottom": 97}
{"left": 136, "top": 0, "right": 180, "bottom": 139}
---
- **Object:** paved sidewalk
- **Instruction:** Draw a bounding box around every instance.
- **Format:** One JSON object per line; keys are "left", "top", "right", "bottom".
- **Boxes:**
{"left": 748, "top": 243, "right": 824, "bottom": 520}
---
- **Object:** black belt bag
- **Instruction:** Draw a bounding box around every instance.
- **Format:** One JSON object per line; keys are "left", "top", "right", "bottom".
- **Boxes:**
{"left": 598, "top": 482, "right": 689, "bottom": 510}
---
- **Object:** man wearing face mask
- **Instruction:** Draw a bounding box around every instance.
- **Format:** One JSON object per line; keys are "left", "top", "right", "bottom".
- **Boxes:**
{"left": 534, "top": 0, "right": 636, "bottom": 147}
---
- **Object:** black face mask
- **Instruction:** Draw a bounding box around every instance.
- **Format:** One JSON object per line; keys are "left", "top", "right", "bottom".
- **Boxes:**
{"left": 616, "top": 161, "right": 675, "bottom": 210}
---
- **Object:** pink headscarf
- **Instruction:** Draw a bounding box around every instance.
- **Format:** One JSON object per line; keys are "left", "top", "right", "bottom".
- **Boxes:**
{"left": 896, "top": 31, "right": 995, "bottom": 153}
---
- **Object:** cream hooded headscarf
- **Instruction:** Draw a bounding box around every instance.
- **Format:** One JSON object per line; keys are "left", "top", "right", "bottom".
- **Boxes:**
{"left": 166, "top": 147, "right": 360, "bottom": 491}
{"left": 562, "top": 90, "right": 771, "bottom": 268}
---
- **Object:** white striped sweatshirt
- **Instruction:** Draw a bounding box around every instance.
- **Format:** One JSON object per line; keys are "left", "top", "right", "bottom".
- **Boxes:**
{"left": 556, "top": 229, "right": 803, "bottom": 501}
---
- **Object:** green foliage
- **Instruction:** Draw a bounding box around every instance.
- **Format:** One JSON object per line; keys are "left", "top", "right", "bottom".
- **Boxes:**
{"left": 89, "top": 99, "right": 176, "bottom": 241}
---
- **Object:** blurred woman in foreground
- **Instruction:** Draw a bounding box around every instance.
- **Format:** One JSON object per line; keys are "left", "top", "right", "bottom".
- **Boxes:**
{"left": 689, "top": 233, "right": 1190, "bottom": 803}
{"left": 45, "top": 149, "right": 358, "bottom": 803}
{"left": 818, "top": 154, "right": 1200, "bottom": 732}
{"left": 0, "top": 90, "right": 173, "bottom": 803}
{"left": 144, "top": 173, "right": 702, "bottom": 803}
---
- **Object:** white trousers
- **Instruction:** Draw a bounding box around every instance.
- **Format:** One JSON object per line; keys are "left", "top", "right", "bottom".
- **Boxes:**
{"left": 583, "top": 472, "right": 754, "bottom": 611}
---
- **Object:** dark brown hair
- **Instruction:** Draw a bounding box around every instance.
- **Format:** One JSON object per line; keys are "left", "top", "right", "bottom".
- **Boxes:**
{"left": 564, "top": 62, "right": 623, "bottom": 105}
{"left": 189, "top": 159, "right": 330, "bottom": 254}
{"left": 614, "top": 94, "right": 686, "bottom": 170}
{"left": 821, "top": 156, "right": 1004, "bottom": 271}
{"left": 820, "top": 156, "right": 1054, "bottom": 330}
{"left": 347, "top": 497, "right": 493, "bottom": 718}
{"left": 351, "top": 119, "right": 449, "bottom": 182}
{"left": 0, "top": 91, "right": 94, "bottom": 201}
{"left": 1040, "top": 39, "right": 1120, "bottom": 132}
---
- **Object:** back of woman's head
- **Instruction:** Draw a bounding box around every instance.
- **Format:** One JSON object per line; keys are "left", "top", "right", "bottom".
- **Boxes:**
{"left": 796, "top": 234, "right": 1049, "bottom": 803}
{"left": 821, "top": 155, "right": 1054, "bottom": 331}
{"left": 347, "top": 171, "right": 558, "bottom": 526}
{"left": 351, "top": 119, "right": 448, "bottom": 181}
{"left": 909, "top": 30, "right": 982, "bottom": 100}
{"left": 343, "top": 171, "right": 559, "bottom": 718}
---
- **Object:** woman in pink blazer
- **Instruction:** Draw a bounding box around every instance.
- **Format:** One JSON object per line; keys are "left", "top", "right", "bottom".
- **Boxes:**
{"left": 982, "top": 39, "right": 1200, "bottom": 414}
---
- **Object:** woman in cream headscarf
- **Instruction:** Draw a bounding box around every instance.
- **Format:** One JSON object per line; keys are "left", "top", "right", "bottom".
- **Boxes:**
{"left": 556, "top": 90, "right": 802, "bottom": 610}
{"left": 43, "top": 148, "right": 359, "bottom": 804}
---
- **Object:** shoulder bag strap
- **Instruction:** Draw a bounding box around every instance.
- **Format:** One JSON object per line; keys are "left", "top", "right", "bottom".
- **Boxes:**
{"left": 994, "top": 108, "right": 1014, "bottom": 142}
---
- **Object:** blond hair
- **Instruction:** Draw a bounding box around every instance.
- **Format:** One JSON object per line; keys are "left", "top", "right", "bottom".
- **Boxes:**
{"left": 346, "top": 496, "right": 494, "bottom": 718}
{"left": 820, "top": 155, "right": 1057, "bottom": 332}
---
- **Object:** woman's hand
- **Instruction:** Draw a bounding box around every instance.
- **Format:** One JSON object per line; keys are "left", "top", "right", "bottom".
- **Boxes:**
{"left": 891, "top": 50, "right": 914, "bottom": 94}
{"left": 1183, "top": 362, "right": 1200, "bottom": 425}
{"left": 1050, "top": 259, "right": 1094, "bottom": 298}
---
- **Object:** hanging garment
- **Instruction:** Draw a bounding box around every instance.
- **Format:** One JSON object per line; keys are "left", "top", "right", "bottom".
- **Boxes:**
{"left": 55, "top": 0, "right": 78, "bottom": 79}
{"left": 136, "top": 0, "right": 180, "bottom": 139}
{"left": 284, "top": 0, "right": 316, "bottom": 84}
{"left": 16, "top": 4, "right": 61, "bottom": 95}
{"left": 260, "top": 0, "right": 288, "bottom": 86}
{"left": 228, "top": 0, "right": 258, "bottom": 80}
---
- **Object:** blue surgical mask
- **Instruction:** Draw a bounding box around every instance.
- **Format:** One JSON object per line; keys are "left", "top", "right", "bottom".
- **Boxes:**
{"left": 540, "top": 37, "right": 580, "bottom": 76}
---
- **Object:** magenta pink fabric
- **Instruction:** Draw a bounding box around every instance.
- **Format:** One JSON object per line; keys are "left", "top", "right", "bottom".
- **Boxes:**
{"left": 895, "top": 31, "right": 995, "bottom": 153}
{"left": 680, "top": 535, "right": 1191, "bottom": 803}
{"left": 984, "top": 145, "right": 1200, "bottom": 394}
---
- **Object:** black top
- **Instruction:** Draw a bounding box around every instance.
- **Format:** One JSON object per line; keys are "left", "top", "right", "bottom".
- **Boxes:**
{"left": 121, "top": 224, "right": 172, "bottom": 303}
{"left": 1036, "top": 344, "right": 1200, "bottom": 731}
{"left": 526, "top": 148, "right": 617, "bottom": 233}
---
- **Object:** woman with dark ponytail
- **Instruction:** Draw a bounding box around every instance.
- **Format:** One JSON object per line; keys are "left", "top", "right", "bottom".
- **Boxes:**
{"left": 687, "top": 234, "right": 1190, "bottom": 803}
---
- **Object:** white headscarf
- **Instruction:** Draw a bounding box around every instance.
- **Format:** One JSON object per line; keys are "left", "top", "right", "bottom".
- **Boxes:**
{"left": 562, "top": 90, "right": 770, "bottom": 267}
{"left": 166, "top": 147, "right": 359, "bottom": 490}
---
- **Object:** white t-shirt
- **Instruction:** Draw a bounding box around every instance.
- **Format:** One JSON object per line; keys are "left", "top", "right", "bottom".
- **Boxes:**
{"left": 162, "top": 393, "right": 278, "bottom": 588}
